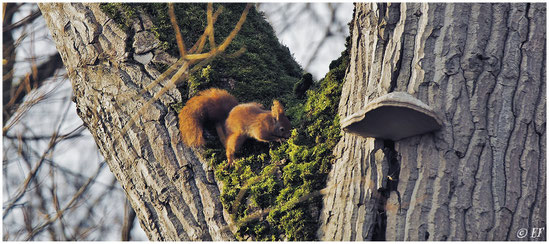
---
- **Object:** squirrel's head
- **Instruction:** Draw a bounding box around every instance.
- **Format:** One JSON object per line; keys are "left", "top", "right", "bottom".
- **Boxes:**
{"left": 271, "top": 100, "right": 292, "bottom": 141}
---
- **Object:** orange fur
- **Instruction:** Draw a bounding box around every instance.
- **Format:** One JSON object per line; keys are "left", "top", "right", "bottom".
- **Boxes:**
{"left": 178, "top": 88, "right": 238, "bottom": 147}
{"left": 178, "top": 88, "right": 292, "bottom": 167}
{"left": 224, "top": 100, "right": 291, "bottom": 166}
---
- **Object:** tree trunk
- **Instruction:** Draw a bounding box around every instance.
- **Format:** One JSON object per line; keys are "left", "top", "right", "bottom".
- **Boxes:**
{"left": 318, "top": 3, "right": 545, "bottom": 241}
{"left": 38, "top": 3, "right": 234, "bottom": 241}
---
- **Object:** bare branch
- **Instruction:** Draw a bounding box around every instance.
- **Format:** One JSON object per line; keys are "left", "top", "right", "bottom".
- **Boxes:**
{"left": 4, "top": 125, "right": 85, "bottom": 141}
{"left": 121, "top": 199, "right": 136, "bottom": 241}
{"left": 3, "top": 53, "right": 64, "bottom": 124}
{"left": 23, "top": 162, "right": 106, "bottom": 240}
{"left": 304, "top": 3, "right": 337, "bottom": 70}
{"left": 168, "top": 3, "right": 186, "bottom": 57}
{"left": 2, "top": 10, "right": 41, "bottom": 32}
{"left": 121, "top": 3, "right": 252, "bottom": 135}
{"left": 3, "top": 94, "right": 73, "bottom": 218}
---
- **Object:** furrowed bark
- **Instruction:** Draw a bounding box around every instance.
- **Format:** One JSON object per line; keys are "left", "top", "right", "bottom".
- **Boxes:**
{"left": 319, "top": 3, "right": 546, "bottom": 241}
{"left": 38, "top": 3, "right": 234, "bottom": 241}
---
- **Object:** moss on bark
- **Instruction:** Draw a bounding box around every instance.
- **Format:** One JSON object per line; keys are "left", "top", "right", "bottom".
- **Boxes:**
{"left": 100, "top": 3, "right": 350, "bottom": 240}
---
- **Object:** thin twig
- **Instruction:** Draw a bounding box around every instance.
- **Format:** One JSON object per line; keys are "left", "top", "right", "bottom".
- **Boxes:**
{"left": 207, "top": 3, "right": 216, "bottom": 49}
{"left": 136, "top": 5, "right": 223, "bottom": 98}
{"left": 304, "top": 3, "right": 337, "bottom": 70}
{"left": 3, "top": 134, "right": 56, "bottom": 218}
{"left": 3, "top": 95, "right": 73, "bottom": 219}
{"left": 121, "top": 4, "right": 252, "bottom": 136}
{"left": 121, "top": 199, "right": 136, "bottom": 241}
{"left": 24, "top": 162, "right": 106, "bottom": 240}
{"left": 168, "top": 3, "right": 186, "bottom": 57}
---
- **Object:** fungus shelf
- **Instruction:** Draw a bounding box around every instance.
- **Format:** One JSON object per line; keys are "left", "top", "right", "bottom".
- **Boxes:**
{"left": 341, "top": 92, "right": 442, "bottom": 141}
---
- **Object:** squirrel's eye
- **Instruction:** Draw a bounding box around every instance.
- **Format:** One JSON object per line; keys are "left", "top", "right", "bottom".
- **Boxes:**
{"left": 280, "top": 127, "right": 285, "bottom": 131}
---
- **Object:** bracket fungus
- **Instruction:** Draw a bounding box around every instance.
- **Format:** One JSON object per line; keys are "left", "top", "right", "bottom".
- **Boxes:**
{"left": 341, "top": 92, "right": 442, "bottom": 141}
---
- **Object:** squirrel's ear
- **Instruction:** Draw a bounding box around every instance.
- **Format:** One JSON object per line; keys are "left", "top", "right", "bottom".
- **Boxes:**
{"left": 271, "top": 100, "right": 284, "bottom": 119}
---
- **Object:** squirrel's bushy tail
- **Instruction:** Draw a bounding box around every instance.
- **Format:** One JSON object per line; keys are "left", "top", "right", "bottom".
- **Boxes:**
{"left": 178, "top": 88, "right": 238, "bottom": 147}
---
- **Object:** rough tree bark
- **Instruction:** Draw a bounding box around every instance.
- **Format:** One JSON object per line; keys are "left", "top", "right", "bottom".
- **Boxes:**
{"left": 318, "top": 3, "right": 545, "bottom": 241}
{"left": 38, "top": 3, "right": 235, "bottom": 241}
{"left": 38, "top": 2, "right": 546, "bottom": 241}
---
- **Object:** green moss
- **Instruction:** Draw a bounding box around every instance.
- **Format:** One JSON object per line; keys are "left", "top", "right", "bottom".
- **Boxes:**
{"left": 101, "top": 3, "right": 301, "bottom": 101}
{"left": 101, "top": 3, "right": 351, "bottom": 241}
{"left": 216, "top": 39, "right": 349, "bottom": 240}
{"left": 99, "top": 3, "right": 138, "bottom": 32}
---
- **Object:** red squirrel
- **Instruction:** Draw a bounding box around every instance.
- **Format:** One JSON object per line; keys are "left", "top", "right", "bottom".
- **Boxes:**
{"left": 178, "top": 88, "right": 291, "bottom": 166}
